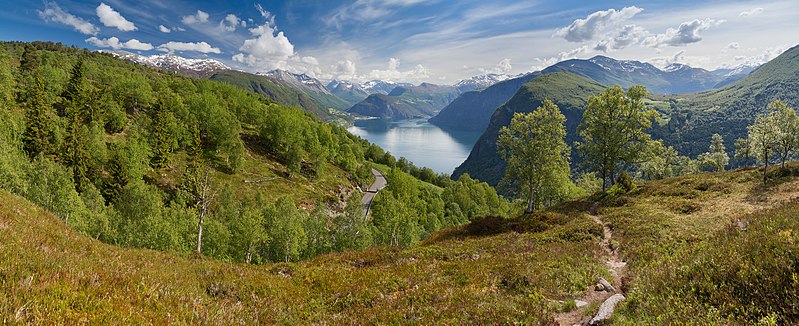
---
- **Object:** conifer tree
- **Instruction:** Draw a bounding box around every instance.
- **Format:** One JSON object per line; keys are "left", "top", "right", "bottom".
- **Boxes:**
{"left": 22, "top": 73, "right": 57, "bottom": 158}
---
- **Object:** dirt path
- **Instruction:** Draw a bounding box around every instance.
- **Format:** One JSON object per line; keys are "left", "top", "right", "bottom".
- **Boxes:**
{"left": 554, "top": 201, "right": 628, "bottom": 326}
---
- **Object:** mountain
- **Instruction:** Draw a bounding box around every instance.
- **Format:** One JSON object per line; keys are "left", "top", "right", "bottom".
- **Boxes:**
{"left": 208, "top": 70, "right": 338, "bottom": 121}
{"left": 361, "top": 80, "right": 414, "bottom": 95}
{"left": 428, "top": 73, "right": 538, "bottom": 131}
{"left": 455, "top": 45, "right": 799, "bottom": 185}
{"left": 431, "top": 56, "right": 730, "bottom": 133}
{"left": 711, "top": 63, "right": 759, "bottom": 88}
{"left": 651, "top": 44, "right": 799, "bottom": 158}
{"left": 453, "top": 72, "right": 605, "bottom": 185}
{"left": 455, "top": 73, "right": 512, "bottom": 92}
{"left": 261, "top": 69, "right": 350, "bottom": 111}
{"left": 102, "top": 50, "right": 229, "bottom": 78}
{"left": 326, "top": 80, "right": 370, "bottom": 106}
{"left": 347, "top": 83, "right": 461, "bottom": 119}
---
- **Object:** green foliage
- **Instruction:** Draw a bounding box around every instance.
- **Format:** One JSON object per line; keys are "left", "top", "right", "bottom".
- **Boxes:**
{"left": 264, "top": 197, "right": 308, "bottom": 262}
{"left": 498, "top": 99, "right": 571, "bottom": 212}
{"left": 577, "top": 85, "right": 655, "bottom": 190}
{"left": 698, "top": 133, "right": 729, "bottom": 172}
{"left": 22, "top": 72, "right": 58, "bottom": 158}
{"left": 768, "top": 99, "right": 798, "bottom": 168}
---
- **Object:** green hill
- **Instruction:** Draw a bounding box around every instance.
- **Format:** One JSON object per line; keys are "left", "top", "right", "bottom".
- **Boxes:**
{"left": 348, "top": 83, "right": 460, "bottom": 119}
{"left": 208, "top": 70, "right": 342, "bottom": 122}
{"left": 454, "top": 72, "right": 605, "bottom": 186}
{"left": 2, "top": 161, "right": 797, "bottom": 323}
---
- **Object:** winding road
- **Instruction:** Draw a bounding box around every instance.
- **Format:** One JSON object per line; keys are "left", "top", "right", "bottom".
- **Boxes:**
{"left": 361, "top": 168, "right": 387, "bottom": 216}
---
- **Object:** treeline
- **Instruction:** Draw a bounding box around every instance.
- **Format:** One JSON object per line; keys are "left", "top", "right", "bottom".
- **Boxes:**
{"left": 0, "top": 41, "right": 511, "bottom": 263}
{"left": 497, "top": 85, "right": 798, "bottom": 211}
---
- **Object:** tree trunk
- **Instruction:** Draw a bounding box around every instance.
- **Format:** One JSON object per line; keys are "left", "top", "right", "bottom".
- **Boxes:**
{"left": 526, "top": 176, "right": 535, "bottom": 213}
{"left": 601, "top": 170, "right": 607, "bottom": 191}
{"left": 196, "top": 206, "right": 205, "bottom": 254}
{"left": 764, "top": 160, "right": 769, "bottom": 185}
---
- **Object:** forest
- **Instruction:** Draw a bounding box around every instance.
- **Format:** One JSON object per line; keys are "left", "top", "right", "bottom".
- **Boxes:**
{"left": 0, "top": 41, "right": 511, "bottom": 264}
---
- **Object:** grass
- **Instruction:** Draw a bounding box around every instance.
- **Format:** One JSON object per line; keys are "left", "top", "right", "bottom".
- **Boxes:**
{"left": 2, "top": 165, "right": 798, "bottom": 323}
{"left": 0, "top": 187, "right": 607, "bottom": 323}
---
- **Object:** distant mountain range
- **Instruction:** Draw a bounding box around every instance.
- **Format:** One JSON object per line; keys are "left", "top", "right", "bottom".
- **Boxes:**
{"left": 430, "top": 56, "right": 759, "bottom": 133}
{"left": 347, "top": 83, "right": 461, "bottom": 119}
{"left": 453, "top": 45, "right": 799, "bottom": 185}
{"left": 102, "top": 50, "right": 229, "bottom": 78}
{"left": 455, "top": 74, "right": 514, "bottom": 92}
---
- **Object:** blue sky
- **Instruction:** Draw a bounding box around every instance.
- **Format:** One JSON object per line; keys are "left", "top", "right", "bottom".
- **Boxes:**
{"left": 2, "top": 0, "right": 798, "bottom": 84}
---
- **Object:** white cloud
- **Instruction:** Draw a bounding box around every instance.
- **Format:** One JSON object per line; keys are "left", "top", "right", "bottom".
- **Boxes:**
{"left": 611, "top": 24, "right": 650, "bottom": 49}
{"left": 182, "top": 10, "right": 209, "bottom": 25}
{"left": 556, "top": 6, "right": 643, "bottom": 42}
{"left": 232, "top": 18, "right": 295, "bottom": 71}
{"left": 531, "top": 46, "right": 590, "bottom": 71}
{"left": 38, "top": 1, "right": 99, "bottom": 35}
{"left": 329, "top": 59, "right": 358, "bottom": 80}
{"left": 159, "top": 25, "right": 171, "bottom": 33}
{"left": 367, "top": 57, "right": 430, "bottom": 82}
{"left": 644, "top": 19, "right": 724, "bottom": 47}
{"left": 739, "top": 8, "right": 764, "bottom": 17}
{"left": 157, "top": 41, "right": 221, "bottom": 54}
{"left": 726, "top": 42, "right": 739, "bottom": 50}
{"left": 86, "top": 37, "right": 153, "bottom": 51}
{"left": 96, "top": 3, "right": 136, "bottom": 32}
{"left": 301, "top": 56, "right": 319, "bottom": 65}
{"left": 479, "top": 58, "right": 512, "bottom": 74}
{"left": 219, "top": 14, "right": 241, "bottom": 32}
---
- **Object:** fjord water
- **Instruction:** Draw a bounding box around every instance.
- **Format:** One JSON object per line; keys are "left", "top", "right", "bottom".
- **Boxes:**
{"left": 347, "top": 119, "right": 482, "bottom": 174}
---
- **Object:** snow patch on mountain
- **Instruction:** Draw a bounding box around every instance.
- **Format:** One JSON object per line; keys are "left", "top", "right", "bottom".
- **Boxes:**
{"left": 101, "top": 50, "right": 229, "bottom": 77}
{"left": 455, "top": 74, "right": 511, "bottom": 92}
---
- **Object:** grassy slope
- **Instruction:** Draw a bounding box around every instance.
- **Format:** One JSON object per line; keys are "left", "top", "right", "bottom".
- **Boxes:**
{"left": 2, "top": 164, "right": 797, "bottom": 323}
{"left": 0, "top": 189, "right": 604, "bottom": 324}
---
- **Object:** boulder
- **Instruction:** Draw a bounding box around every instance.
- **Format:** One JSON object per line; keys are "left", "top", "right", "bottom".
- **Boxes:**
{"left": 598, "top": 277, "right": 615, "bottom": 292}
{"left": 590, "top": 294, "right": 625, "bottom": 325}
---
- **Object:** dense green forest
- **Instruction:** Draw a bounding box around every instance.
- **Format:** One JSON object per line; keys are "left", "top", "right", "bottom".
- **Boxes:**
{"left": 0, "top": 41, "right": 511, "bottom": 264}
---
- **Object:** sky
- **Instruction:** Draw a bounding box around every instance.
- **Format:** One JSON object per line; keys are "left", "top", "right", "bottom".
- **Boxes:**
{"left": 1, "top": 0, "right": 797, "bottom": 84}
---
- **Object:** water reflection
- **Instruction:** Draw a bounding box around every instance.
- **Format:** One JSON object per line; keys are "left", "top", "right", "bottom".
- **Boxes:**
{"left": 347, "top": 118, "right": 482, "bottom": 175}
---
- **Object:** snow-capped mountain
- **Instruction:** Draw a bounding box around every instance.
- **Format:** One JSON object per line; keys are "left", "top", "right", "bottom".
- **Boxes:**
{"left": 663, "top": 63, "right": 692, "bottom": 73}
{"left": 712, "top": 63, "right": 759, "bottom": 77}
{"left": 588, "top": 56, "right": 663, "bottom": 75}
{"left": 261, "top": 69, "right": 332, "bottom": 94}
{"left": 360, "top": 80, "right": 414, "bottom": 95}
{"left": 455, "top": 74, "right": 512, "bottom": 92}
{"left": 101, "top": 50, "right": 229, "bottom": 78}
{"left": 326, "top": 80, "right": 370, "bottom": 106}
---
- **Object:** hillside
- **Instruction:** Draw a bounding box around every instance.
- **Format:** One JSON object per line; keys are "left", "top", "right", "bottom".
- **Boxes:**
{"left": 650, "top": 44, "right": 799, "bottom": 157}
{"left": 431, "top": 56, "right": 733, "bottom": 133}
{"left": 2, "top": 162, "right": 797, "bottom": 323}
{"left": 347, "top": 83, "right": 460, "bottom": 119}
{"left": 208, "top": 70, "right": 342, "bottom": 122}
{"left": 261, "top": 70, "right": 351, "bottom": 111}
{"left": 454, "top": 72, "right": 605, "bottom": 186}
{"left": 326, "top": 80, "right": 370, "bottom": 106}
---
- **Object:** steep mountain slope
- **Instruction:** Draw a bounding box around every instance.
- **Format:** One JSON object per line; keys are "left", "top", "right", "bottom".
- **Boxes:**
{"left": 651, "top": 44, "right": 799, "bottom": 157}
{"left": 431, "top": 56, "right": 727, "bottom": 133}
{"left": 361, "top": 80, "right": 414, "bottom": 95}
{"left": 455, "top": 45, "right": 799, "bottom": 185}
{"left": 428, "top": 73, "right": 538, "bottom": 131}
{"left": 262, "top": 70, "right": 350, "bottom": 111}
{"left": 348, "top": 83, "right": 460, "bottom": 119}
{"left": 208, "top": 70, "right": 338, "bottom": 121}
{"left": 453, "top": 73, "right": 605, "bottom": 185}
{"left": 326, "top": 80, "right": 370, "bottom": 105}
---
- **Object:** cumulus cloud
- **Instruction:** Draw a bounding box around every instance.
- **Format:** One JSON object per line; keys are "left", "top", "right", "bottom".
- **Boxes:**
{"left": 38, "top": 1, "right": 99, "bottom": 35}
{"left": 159, "top": 25, "right": 171, "bottom": 33}
{"left": 556, "top": 6, "right": 643, "bottom": 42}
{"left": 157, "top": 41, "right": 221, "bottom": 54}
{"left": 219, "top": 14, "right": 241, "bottom": 32}
{"left": 182, "top": 10, "right": 209, "bottom": 25}
{"left": 739, "top": 8, "right": 764, "bottom": 17}
{"left": 726, "top": 42, "right": 740, "bottom": 50}
{"left": 96, "top": 3, "right": 136, "bottom": 31}
{"left": 301, "top": 56, "right": 319, "bottom": 65}
{"left": 367, "top": 57, "right": 430, "bottom": 82}
{"left": 644, "top": 19, "right": 724, "bottom": 47}
{"left": 531, "top": 46, "right": 590, "bottom": 71}
{"left": 611, "top": 24, "right": 650, "bottom": 49}
{"left": 86, "top": 37, "right": 153, "bottom": 51}
{"left": 479, "top": 58, "right": 512, "bottom": 74}
{"left": 329, "top": 59, "right": 358, "bottom": 80}
{"left": 232, "top": 10, "right": 295, "bottom": 71}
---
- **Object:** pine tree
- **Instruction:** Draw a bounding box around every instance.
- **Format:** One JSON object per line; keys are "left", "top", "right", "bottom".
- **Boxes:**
{"left": 22, "top": 73, "right": 57, "bottom": 158}
{"left": 150, "top": 100, "right": 179, "bottom": 168}
{"left": 63, "top": 112, "right": 91, "bottom": 190}
{"left": 498, "top": 99, "right": 570, "bottom": 213}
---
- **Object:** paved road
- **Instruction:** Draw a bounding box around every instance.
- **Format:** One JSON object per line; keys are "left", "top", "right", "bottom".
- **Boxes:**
{"left": 361, "top": 168, "right": 387, "bottom": 216}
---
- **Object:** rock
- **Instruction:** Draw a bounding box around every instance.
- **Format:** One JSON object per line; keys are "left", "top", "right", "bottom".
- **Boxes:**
{"left": 575, "top": 299, "right": 588, "bottom": 308}
{"left": 590, "top": 294, "right": 625, "bottom": 325}
{"left": 594, "top": 283, "right": 605, "bottom": 291}
{"left": 598, "top": 277, "right": 615, "bottom": 292}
